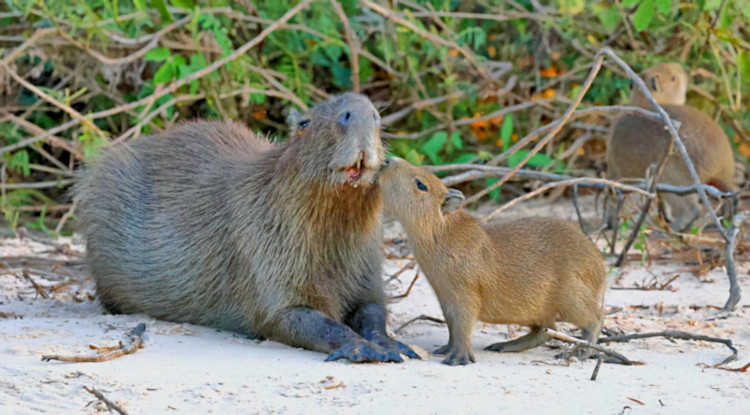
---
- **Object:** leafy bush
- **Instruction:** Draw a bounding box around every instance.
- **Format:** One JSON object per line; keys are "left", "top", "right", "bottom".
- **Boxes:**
{"left": 0, "top": 0, "right": 748, "bottom": 233}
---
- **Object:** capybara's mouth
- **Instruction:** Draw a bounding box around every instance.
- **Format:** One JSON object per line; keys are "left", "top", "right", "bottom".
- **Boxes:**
{"left": 343, "top": 158, "right": 367, "bottom": 186}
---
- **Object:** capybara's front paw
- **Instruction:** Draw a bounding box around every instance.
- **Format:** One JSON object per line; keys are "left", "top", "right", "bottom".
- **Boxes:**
{"left": 440, "top": 348, "right": 475, "bottom": 366}
{"left": 325, "top": 339, "right": 403, "bottom": 363}
{"left": 367, "top": 332, "right": 420, "bottom": 360}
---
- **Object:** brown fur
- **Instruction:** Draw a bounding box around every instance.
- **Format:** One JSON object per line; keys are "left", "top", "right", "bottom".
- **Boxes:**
{"left": 378, "top": 158, "right": 607, "bottom": 365}
{"left": 607, "top": 63, "right": 737, "bottom": 231}
{"left": 74, "top": 93, "right": 418, "bottom": 363}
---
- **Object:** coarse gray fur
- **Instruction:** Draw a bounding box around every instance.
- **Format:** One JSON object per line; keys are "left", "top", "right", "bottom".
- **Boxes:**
{"left": 73, "top": 93, "right": 418, "bottom": 363}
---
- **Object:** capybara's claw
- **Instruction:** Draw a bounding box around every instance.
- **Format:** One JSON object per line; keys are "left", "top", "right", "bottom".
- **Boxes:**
{"left": 366, "top": 332, "right": 419, "bottom": 360}
{"left": 394, "top": 340, "right": 421, "bottom": 360}
{"left": 441, "top": 349, "right": 475, "bottom": 366}
{"left": 433, "top": 344, "right": 451, "bottom": 355}
{"left": 484, "top": 343, "right": 505, "bottom": 352}
{"left": 325, "top": 339, "right": 397, "bottom": 363}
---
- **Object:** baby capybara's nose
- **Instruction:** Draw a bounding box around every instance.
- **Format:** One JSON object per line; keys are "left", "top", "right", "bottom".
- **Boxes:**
{"left": 338, "top": 110, "right": 353, "bottom": 126}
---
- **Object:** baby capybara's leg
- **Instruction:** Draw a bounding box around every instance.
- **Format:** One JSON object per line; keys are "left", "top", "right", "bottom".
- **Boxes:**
{"left": 485, "top": 324, "right": 552, "bottom": 353}
{"left": 348, "top": 303, "right": 420, "bottom": 359}
{"left": 438, "top": 304, "right": 477, "bottom": 366}
{"left": 572, "top": 319, "right": 603, "bottom": 360}
{"left": 268, "top": 307, "right": 400, "bottom": 363}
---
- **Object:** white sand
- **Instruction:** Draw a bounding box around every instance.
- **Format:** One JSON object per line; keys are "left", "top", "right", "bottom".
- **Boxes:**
{"left": 1, "top": 226, "right": 749, "bottom": 414}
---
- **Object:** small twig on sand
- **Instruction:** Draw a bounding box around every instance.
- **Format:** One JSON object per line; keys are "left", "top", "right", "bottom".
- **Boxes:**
{"left": 83, "top": 386, "right": 129, "bottom": 415}
{"left": 590, "top": 354, "right": 604, "bottom": 381}
{"left": 599, "top": 330, "right": 738, "bottom": 365}
{"left": 42, "top": 324, "right": 146, "bottom": 363}
{"left": 390, "top": 268, "right": 420, "bottom": 300}
{"left": 386, "top": 260, "right": 416, "bottom": 282}
{"left": 395, "top": 315, "right": 446, "bottom": 334}
{"left": 22, "top": 269, "right": 48, "bottom": 299}
{"left": 697, "top": 362, "right": 750, "bottom": 372}
{"left": 0, "top": 256, "right": 86, "bottom": 267}
{"left": 544, "top": 328, "right": 637, "bottom": 365}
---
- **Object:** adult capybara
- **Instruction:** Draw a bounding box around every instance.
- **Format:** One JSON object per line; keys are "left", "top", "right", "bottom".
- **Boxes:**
{"left": 606, "top": 63, "right": 737, "bottom": 231}
{"left": 74, "top": 93, "right": 417, "bottom": 363}
{"left": 378, "top": 157, "right": 606, "bottom": 365}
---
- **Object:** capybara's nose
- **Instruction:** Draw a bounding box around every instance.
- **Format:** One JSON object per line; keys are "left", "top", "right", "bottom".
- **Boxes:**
{"left": 338, "top": 110, "right": 353, "bottom": 126}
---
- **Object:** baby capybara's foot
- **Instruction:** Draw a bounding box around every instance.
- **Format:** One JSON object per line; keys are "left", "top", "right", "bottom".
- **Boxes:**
{"left": 441, "top": 347, "right": 475, "bottom": 366}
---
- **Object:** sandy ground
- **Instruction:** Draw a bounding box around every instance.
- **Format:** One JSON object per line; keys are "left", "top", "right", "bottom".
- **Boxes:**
{"left": 1, "top": 199, "right": 749, "bottom": 414}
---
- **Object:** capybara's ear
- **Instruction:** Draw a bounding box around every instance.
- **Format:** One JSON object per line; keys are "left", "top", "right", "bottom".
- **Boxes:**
{"left": 441, "top": 188, "right": 464, "bottom": 214}
{"left": 287, "top": 108, "right": 301, "bottom": 133}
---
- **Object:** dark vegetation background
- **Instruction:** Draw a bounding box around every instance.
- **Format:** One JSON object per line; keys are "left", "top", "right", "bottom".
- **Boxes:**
{"left": 0, "top": 0, "right": 748, "bottom": 235}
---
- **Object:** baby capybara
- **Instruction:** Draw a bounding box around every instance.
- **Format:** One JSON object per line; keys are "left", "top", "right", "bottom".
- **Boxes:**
{"left": 74, "top": 93, "right": 417, "bottom": 363}
{"left": 378, "top": 157, "right": 606, "bottom": 365}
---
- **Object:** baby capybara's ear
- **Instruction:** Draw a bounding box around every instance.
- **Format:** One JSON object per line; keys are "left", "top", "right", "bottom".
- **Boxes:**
{"left": 440, "top": 188, "right": 464, "bottom": 214}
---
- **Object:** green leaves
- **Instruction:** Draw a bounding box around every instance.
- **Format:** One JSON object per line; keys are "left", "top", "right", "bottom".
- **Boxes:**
{"left": 557, "top": 0, "right": 585, "bottom": 15}
{"left": 508, "top": 150, "right": 553, "bottom": 168}
{"left": 144, "top": 47, "right": 171, "bottom": 62}
{"left": 420, "top": 131, "right": 466, "bottom": 165}
{"left": 633, "top": 0, "right": 655, "bottom": 31}
{"left": 422, "top": 131, "right": 448, "bottom": 164}
{"left": 500, "top": 114, "right": 513, "bottom": 152}
{"left": 625, "top": 0, "right": 672, "bottom": 31}
{"left": 8, "top": 150, "right": 31, "bottom": 177}
{"left": 171, "top": 0, "right": 195, "bottom": 10}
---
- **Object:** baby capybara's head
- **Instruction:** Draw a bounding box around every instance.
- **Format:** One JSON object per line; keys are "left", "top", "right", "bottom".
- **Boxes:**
{"left": 287, "top": 93, "right": 384, "bottom": 188}
{"left": 378, "top": 157, "right": 464, "bottom": 229}
{"left": 628, "top": 63, "right": 688, "bottom": 107}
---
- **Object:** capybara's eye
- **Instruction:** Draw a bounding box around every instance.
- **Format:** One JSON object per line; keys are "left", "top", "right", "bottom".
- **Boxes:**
{"left": 628, "top": 79, "right": 633, "bottom": 90}
{"left": 650, "top": 77, "right": 658, "bottom": 91}
{"left": 298, "top": 119, "right": 310, "bottom": 130}
{"left": 671, "top": 76, "right": 676, "bottom": 82}
{"left": 415, "top": 179, "right": 428, "bottom": 192}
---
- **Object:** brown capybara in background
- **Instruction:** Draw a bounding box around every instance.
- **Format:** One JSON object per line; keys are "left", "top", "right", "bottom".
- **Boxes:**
{"left": 378, "top": 157, "right": 606, "bottom": 365}
{"left": 74, "top": 93, "right": 418, "bottom": 363}
{"left": 606, "top": 63, "right": 738, "bottom": 231}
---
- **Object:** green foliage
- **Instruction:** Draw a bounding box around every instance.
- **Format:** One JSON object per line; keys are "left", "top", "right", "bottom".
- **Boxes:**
{"left": 8, "top": 150, "right": 31, "bottom": 177}
{"left": 0, "top": 0, "right": 748, "bottom": 229}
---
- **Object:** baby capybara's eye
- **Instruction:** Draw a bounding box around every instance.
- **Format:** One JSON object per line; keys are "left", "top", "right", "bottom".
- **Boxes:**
{"left": 415, "top": 178, "right": 428, "bottom": 192}
{"left": 298, "top": 119, "right": 310, "bottom": 130}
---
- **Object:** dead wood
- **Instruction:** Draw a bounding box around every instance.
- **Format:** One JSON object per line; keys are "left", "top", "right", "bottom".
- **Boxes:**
{"left": 42, "top": 323, "right": 146, "bottom": 363}
{"left": 83, "top": 386, "right": 129, "bottom": 415}
{"left": 394, "top": 315, "right": 446, "bottom": 335}
{"left": 544, "top": 328, "right": 638, "bottom": 365}
{"left": 598, "top": 330, "right": 738, "bottom": 365}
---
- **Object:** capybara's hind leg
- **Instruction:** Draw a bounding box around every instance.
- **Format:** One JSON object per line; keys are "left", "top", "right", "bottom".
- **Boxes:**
{"left": 269, "top": 307, "right": 399, "bottom": 363}
{"left": 485, "top": 325, "right": 552, "bottom": 353}
{"left": 348, "top": 303, "right": 419, "bottom": 360}
{"left": 572, "top": 319, "right": 603, "bottom": 360}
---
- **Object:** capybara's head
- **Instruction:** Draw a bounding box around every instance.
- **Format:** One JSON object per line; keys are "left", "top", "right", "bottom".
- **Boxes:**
{"left": 378, "top": 157, "right": 464, "bottom": 228}
{"left": 629, "top": 63, "right": 688, "bottom": 107}
{"left": 287, "top": 93, "right": 384, "bottom": 188}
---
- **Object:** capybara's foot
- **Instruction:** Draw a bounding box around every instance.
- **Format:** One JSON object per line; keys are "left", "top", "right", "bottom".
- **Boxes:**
{"left": 325, "top": 338, "right": 403, "bottom": 363}
{"left": 434, "top": 344, "right": 451, "bottom": 355}
{"left": 440, "top": 348, "right": 475, "bottom": 366}
{"left": 485, "top": 326, "right": 550, "bottom": 353}
{"left": 366, "top": 332, "right": 420, "bottom": 359}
